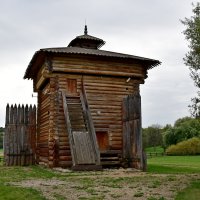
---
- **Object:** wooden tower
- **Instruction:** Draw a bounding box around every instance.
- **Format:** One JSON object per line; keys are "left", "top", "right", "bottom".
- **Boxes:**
{"left": 24, "top": 26, "right": 160, "bottom": 170}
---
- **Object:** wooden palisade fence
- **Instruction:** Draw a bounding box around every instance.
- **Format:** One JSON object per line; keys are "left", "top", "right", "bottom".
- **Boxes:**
{"left": 4, "top": 104, "right": 36, "bottom": 166}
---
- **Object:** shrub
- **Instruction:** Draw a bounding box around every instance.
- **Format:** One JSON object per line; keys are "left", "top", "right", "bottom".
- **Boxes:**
{"left": 163, "top": 118, "right": 200, "bottom": 147}
{"left": 166, "top": 137, "right": 200, "bottom": 155}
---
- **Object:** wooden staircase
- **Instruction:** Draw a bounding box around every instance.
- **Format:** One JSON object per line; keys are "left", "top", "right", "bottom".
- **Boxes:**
{"left": 100, "top": 151, "right": 122, "bottom": 168}
{"left": 62, "top": 91, "right": 101, "bottom": 170}
{"left": 66, "top": 96, "right": 87, "bottom": 132}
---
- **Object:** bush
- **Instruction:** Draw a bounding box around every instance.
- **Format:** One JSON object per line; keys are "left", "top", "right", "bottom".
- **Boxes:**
{"left": 163, "top": 117, "right": 200, "bottom": 147}
{"left": 166, "top": 137, "right": 200, "bottom": 155}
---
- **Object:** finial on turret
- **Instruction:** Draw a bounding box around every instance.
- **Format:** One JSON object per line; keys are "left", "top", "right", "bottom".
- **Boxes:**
{"left": 84, "top": 25, "right": 88, "bottom": 35}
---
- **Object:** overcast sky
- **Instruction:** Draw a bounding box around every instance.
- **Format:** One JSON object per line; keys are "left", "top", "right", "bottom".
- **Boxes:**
{"left": 0, "top": 0, "right": 198, "bottom": 127}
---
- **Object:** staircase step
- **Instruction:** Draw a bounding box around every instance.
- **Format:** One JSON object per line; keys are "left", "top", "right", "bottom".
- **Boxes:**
{"left": 101, "top": 157, "right": 119, "bottom": 161}
{"left": 71, "top": 125, "right": 87, "bottom": 130}
{"left": 70, "top": 119, "right": 86, "bottom": 123}
{"left": 68, "top": 110, "right": 83, "bottom": 114}
{"left": 68, "top": 106, "right": 82, "bottom": 109}
{"left": 101, "top": 161, "right": 121, "bottom": 166}
{"left": 67, "top": 102, "right": 81, "bottom": 104}
{"left": 72, "top": 129, "right": 87, "bottom": 132}
{"left": 100, "top": 151, "right": 121, "bottom": 167}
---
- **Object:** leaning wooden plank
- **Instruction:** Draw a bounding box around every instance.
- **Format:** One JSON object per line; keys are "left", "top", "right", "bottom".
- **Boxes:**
{"left": 80, "top": 84, "right": 101, "bottom": 165}
{"left": 72, "top": 131, "right": 96, "bottom": 164}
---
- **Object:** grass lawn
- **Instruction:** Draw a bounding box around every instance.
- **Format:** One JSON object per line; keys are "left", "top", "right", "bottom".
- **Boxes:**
{"left": 175, "top": 181, "right": 200, "bottom": 200}
{"left": 145, "top": 146, "right": 164, "bottom": 153}
{"left": 148, "top": 155, "right": 200, "bottom": 174}
{"left": 0, "top": 185, "right": 46, "bottom": 200}
{"left": 0, "top": 156, "right": 199, "bottom": 199}
{"left": 0, "top": 148, "right": 3, "bottom": 154}
{"left": 0, "top": 149, "right": 3, "bottom": 165}
{"left": 148, "top": 156, "right": 200, "bottom": 200}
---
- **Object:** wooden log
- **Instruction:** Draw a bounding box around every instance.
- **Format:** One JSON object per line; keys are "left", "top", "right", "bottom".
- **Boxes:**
{"left": 53, "top": 67, "right": 144, "bottom": 78}
{"left": 58, "top": 150, "right": 71, "bottom": 156}
{"left": 59, "top": 156, "right": 71, "bottom": 161}
{"left": 5, "top": 104, "right": 10, "bottom": 125}
{"left": 59, "top": 160, "right": 72, "bottom": 167}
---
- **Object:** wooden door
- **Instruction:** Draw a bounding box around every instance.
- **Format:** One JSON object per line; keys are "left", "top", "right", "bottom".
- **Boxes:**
{"left": 96, "top": 131, "right": 109, "bottom": 151}
{"left": 67, "top": 79, "right": 77, "bottom": 94}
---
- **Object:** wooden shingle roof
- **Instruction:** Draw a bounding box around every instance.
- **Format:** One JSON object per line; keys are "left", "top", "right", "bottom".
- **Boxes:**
{"left": 24, "top": 27, "right": 161, "bottom": 79}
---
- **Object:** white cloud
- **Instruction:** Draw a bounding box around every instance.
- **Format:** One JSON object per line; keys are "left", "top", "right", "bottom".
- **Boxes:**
{"left": 0, "top": 0, "right": 197, "bottom": 127}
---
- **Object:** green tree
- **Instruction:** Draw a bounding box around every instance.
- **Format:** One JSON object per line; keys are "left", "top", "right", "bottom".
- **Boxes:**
{"left": 142, "top": 128, "right": 148, "bottom": 149}
{"left": 142, "top": 124, "right": 163, "bottom": 150}
{"left": 182, "top": 3, "right": 200, "bottom": 117}
{"left": 163, "top": 128, "right": 177, "bottom": 147}
{"left": 163, "top": 117, "right": 200, "bottom": 147}
{"left": 174, "top": 116, "right": 193, "bottom": 127}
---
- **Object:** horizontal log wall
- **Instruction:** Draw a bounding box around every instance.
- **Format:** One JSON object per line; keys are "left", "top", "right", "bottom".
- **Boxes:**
{"left": 51, "top": 74, "right": 141, "bottom": 165}
{"left": 84, "top": 75, "right": 141, "bottom": 150}
{"left": 35, "top": 56, "right": 145, "bottom": 167}
{"left": 4, "top": 104, "right": 36, "bottom": 166}
{"left": 52, "top": 56, "right": 146, "bottom": 79}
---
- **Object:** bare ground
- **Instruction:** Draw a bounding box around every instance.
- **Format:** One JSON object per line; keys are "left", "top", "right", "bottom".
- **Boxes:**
{"left": 10, "top": 168, "right": 200, "bottom": 200}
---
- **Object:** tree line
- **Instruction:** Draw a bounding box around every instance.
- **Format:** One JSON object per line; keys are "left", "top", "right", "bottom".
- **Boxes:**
{"left": 142, "top": 117, "right": 200, "bottom": 151}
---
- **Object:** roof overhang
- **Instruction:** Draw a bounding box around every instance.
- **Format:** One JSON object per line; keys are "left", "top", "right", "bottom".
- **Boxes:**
{"left": 24, "top": 47, "right": 161, "bottom": 79}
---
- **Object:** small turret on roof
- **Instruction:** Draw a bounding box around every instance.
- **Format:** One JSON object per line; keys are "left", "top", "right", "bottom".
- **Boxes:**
{"left": 68, "top": 25, "right": 105, "bottom": 49}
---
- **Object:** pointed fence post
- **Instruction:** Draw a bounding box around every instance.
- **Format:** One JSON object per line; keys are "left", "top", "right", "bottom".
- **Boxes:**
{"left": 4, "top": 104, "right": 37, "bottom": 166}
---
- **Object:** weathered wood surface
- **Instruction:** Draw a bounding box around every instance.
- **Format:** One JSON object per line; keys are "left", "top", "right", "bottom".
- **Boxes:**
{"left": 52, "top": 56, "right": 146, "bottom": 79}
{"left": 122, "top": 93, "right": 145, "bottom": 170}
{"left": 62, "top": 91, "right": 101, "bottom": 170}
{"left": 32, "top": 50, "right": 145, "bottom": 168}
{"left": 34, "top": 73, "right": 141, "bottom": 167}
{"left": 36, "top": 83, "right": 50, "bottom": 166}
{"left": 4, "top": 104, "right": 36, "bottom": 166}
{"left": 81, "top": 82, "right": 101, "bottom": 165}
{"left": 72, "top": 131, "right": 95, "bottom": 164}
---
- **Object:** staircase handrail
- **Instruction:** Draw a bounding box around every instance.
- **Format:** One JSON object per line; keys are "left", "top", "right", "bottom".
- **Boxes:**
{"left": 80, "top": 83, "right": 101, "bottom": 165}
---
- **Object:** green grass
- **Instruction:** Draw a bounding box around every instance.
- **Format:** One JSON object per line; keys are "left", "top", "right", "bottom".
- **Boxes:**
{"left": 0, "top": 165, "right": 77, "bottom": 200}
{"left": 0, "top": 149, "right": 3, "bottom": 166}
{"left": 0, "top": 148, "right": 3, "bottom": 154}
{"left": 175, "top": 181, "right": 200, "bottom": 200}
{"left": 0, "top": 185, "right": 45, "bottom": 200}
{"left": 148, "top": 156, "right": 200, "bottom": 199}
{"left": 0, "top": 165, "right": 66, "bottom": 184}
{"left": 0, "top": 156, "right": 199, "bottom": 199}
{"left": 148, "top": 155, "right": 200, "bottom": 174}
{"left": 145, "top": 146, "right": 164, "bottom": 153}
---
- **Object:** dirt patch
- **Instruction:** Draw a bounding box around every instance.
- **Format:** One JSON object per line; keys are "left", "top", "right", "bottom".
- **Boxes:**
{"left": 10, "top": 169, "right": 200, "bottom": 200}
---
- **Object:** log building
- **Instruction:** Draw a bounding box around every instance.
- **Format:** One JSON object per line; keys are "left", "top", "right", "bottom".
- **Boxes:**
{"left": 24, "top": 26, "right": 160, "bottom": 170}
